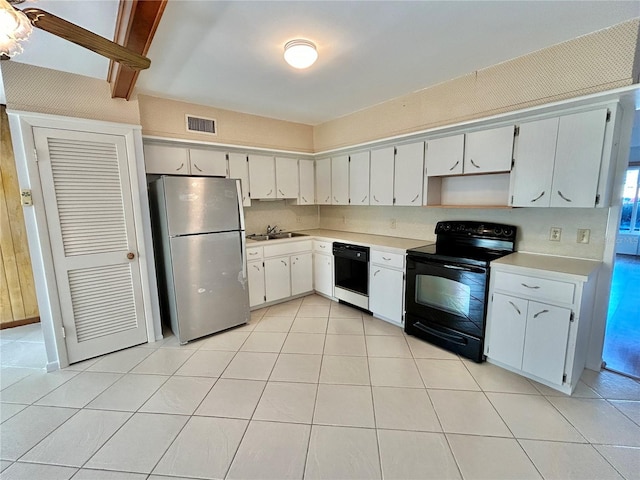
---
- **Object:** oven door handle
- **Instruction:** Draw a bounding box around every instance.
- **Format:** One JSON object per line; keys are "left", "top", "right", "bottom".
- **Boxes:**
{"left": 414, "top": 322, "right": 468, "bottom": 346}
{"left": 442, "top": 264, "right": 485, "bottom": 274}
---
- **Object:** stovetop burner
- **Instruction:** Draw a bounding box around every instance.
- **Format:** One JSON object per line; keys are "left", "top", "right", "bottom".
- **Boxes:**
{"left": 407, "top": 221, "right": 517, "bottom": 267}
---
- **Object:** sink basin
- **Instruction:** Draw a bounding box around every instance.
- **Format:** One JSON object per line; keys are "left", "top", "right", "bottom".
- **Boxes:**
{"left": 246, "top": 232, "right": 308, "bottom": 241}
{"left": 271, "top": 232, "right": 308, "bottom": 239}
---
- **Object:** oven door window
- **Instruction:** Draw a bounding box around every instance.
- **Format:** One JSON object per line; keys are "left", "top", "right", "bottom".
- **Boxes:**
{"left": 416, "top": 275, "right": 470, "bottom": 317}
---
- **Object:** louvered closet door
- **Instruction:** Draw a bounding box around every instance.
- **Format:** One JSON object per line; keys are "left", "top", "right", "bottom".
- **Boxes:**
{"left": 34, "top": 127, "right": 147, "bottom": 363}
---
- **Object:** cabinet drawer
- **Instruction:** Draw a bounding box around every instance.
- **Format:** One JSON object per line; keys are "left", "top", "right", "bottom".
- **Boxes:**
{"left": 264, "top": 240, "right": 312, "bottom": 257}
{"left": 493, "top": 271, "right": 575, "bottom": 305}
{"left": 246, "top": 246, "right": 263, "bottom": 261}
{"left": 313, "top": 240, "right": 333, "bottom": 253}
{"left": 370, "top": 250, "right": 404, "bottom": 269}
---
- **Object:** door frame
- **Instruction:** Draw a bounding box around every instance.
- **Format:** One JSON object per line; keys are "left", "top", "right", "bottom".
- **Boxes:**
{"left": 7, "top": 111, "right": 161, "bottom": 370}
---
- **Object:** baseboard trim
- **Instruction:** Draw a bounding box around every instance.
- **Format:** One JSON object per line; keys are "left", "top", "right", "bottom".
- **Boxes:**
{"left": 0, "top": 317, "right": 40, "bottom": 330}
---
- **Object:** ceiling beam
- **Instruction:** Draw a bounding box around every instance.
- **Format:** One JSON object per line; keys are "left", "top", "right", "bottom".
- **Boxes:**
{"left": 109, "top": 0, "right": 166, "bottom": 100}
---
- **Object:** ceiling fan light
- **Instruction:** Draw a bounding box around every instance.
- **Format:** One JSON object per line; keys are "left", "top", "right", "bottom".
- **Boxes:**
{"left": 0, "top": 0, "right": 31, "bottom": 56}
{"left": 284, "top": 39, "right": 318, "bottom": 69}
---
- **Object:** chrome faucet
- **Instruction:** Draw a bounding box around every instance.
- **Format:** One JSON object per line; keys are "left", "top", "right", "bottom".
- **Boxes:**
{"left": 266, "top": 225, "right": 280, "bottom": 235}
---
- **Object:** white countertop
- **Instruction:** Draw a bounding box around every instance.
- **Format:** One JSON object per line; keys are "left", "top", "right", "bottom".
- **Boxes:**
{"left": 491, "top": 252, "right": 601, "bottom": 282}
{"left": 246, "top": 229, "right": 429, "bottom": 253}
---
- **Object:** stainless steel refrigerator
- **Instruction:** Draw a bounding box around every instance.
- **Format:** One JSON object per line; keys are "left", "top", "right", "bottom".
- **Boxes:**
{"left": 149, "top": 176, "right": 249, "bottom": 343}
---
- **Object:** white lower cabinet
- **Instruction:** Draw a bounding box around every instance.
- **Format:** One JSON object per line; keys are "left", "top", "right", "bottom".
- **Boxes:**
{"left": 264, "top": 257, "right": 291, "bottom": 302}
{"left": 291, "top": 252, "right": 313, "bottom": 296}
{"left": 247, "top": 261, "right": 265, "bottom": 307}
{"left": 313, "top": 242, "right": 334, "bottom": 298}
{"left": 485, "top": 255, "right": 600, "bottom": 394}
{"left": 247, "top": 240, "right": 313, "bottom": 308}
{"left": 369, "top": 249, "right": 405, "bottom": 325}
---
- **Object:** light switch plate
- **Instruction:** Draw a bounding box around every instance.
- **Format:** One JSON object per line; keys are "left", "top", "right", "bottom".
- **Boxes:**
{"left": 549, "top": 227, "right": 562, "bottom": 241}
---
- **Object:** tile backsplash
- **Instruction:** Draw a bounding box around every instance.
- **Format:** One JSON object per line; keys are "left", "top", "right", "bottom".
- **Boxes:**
{"left": 319, "top": 205, "right": 610, "bottom": 260}
{"left": 244, "top": 201, "right": 319, "bottom": 235}
{"left": 244, "top": 201, "right": 610, "bottom": 260}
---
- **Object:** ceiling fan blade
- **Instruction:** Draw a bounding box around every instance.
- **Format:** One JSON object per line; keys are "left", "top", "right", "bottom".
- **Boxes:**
{"left": 21, "top": 7, "right": 151, "bottom": 70}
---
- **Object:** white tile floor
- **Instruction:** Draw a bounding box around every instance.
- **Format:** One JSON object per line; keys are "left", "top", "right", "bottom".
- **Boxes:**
{"left": 1, "top": 295, "right": 639, "bottom": 480}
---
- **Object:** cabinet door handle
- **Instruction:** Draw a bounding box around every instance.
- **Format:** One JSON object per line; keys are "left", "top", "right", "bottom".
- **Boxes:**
{"left": 382, "top": 256, "right": 391, "bottom": 261}
{"left": 193, "top": 163, "right": 203, "bottom": 172}
{"left": 176, "top": 162, "right": 185, "bottom": 171}
{"left": 411, "top": 194, "right": 419, "bottom": 203}
{"left": 252, "top": 264, "right": 260, "bottom": 271}
{"left": 325, "top": 196, "right": 330, "bottom": 203}
{"left": 374, "top": 195, "right": 380, "bottom": 203}
{"left": 557, "top": 190, "right": 572, "bottom": 203}
{"left": 508, "top": 301, "right": 521, "bottom": 315}
{"left": 279, "top": 189, "right": 285, "bottom": 196}
{"left": 449, "top": 160, "right": 460, "bottom": 171}
{"left": 531, "top": 191, "right": 545, "bottom": 202}
{"left": 281, "top": 260, "right": 287, "bottom": 266}
{"left": 319, "top": 244, "right": 326, "bottom": 248}
{"left": 302, "top": 196, "right": 308, "bottom": 203}
{"left": 361, "top": 195, "right": 367, "bottom": 203}
{"left": 267, "top": 189, "right": 273, "bottom": 196}
{"left": 249, "top": 251, "right": 258, "bottom": 256}
{"left": 521, "top": 283, "right": 540, "bottom": 289}
{"left": 533, "top": 309, "right": 549, "bottom": 318}
{"left": 333, "top": 196, "right": 339, "bottom": 203}
{"left": 373, "top": 269, "right": 381, "bottom": 277}
{"left": 470, "top": 158, "right": 480, "bottom": 169}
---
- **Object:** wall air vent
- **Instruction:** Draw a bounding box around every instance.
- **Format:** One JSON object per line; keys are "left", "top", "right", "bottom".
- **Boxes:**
{"left": 185, "top": 115, "right": 217, "bottom": 135}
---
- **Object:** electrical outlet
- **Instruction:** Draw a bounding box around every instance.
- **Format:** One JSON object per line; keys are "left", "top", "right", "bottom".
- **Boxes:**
{"left": 577, "top": 228, "right": 590, "bottom": 244}
{"left": 549, "top": 227, "right": 562, "bottom": 242}
{"left": 390, "top": 218, "right": 397, "bottom": 229}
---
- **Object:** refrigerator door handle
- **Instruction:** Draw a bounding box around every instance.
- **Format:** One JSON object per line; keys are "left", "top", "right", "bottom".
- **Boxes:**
{"left": 235, "top": 179, "right": 246, "bottom": 232}
{"left": 240, "top": 232, "right": 248, "bottom": 280}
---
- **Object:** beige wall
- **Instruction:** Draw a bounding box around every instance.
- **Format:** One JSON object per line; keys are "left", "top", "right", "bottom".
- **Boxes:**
{"left": 2, "top": 62, "right": 140, "bottom": 124}
{"left": 244, "top": 202, "right": 319, "bottom": 236}
{"left": 138, "top": 95, "right": 314, "bottom": 153}
{"left": 314, "top": 18, "right": 640, "bottom": 151}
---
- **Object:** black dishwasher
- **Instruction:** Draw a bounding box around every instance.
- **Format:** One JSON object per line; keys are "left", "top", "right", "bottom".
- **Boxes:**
{"left": 333, "top": 242, "right": 369, "bottom": 310}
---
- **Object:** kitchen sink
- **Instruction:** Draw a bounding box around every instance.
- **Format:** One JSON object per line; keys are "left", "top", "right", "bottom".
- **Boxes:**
{"left": 247, "top": 232, "right": 308, "bottom": 241}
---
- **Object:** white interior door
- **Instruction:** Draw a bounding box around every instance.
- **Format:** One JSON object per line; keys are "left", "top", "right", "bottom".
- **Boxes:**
{"left": 34, "top": 127, "right": 148, "bottom": 363}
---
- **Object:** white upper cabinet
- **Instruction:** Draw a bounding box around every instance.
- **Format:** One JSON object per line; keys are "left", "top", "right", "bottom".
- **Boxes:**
{"left": 315, "top": 158, "right": 332, "bottom": 205}
{"left": 331, "top": 155, "right": 350, "bottom": 205}
{"left": 464, "top": 125, "right": 514, "bottom": 174}
{"left": 189, "top": 149, "right": 228, "bottom": 177}
{"left": 143, "top": 144, "right": 190, "bottom": 175}
{"left": 248, "top": 154, "right": 276, "bottom": 199}
{"left": 370, "top": 147, "right": 395, "bottom": 205}
{"left": 228, "top": 152, "right": 251, "bottom": 207}
{"left": 275, "top": 157, "right": 299, "bottom": 199}
{"left": 349, "top": 151, "right": 370, "bottom": 206}
{"left": 296, "top": 159, "right": 315, "bottom": 205}
{"left": 511, "top": 108, "right": 608, "bottom": 208}
{"left": 394, "top": 142, "right": 424, "bottom": 206}
{"left": 511, "top": 117, "right": 558, "bottom": 207}
{"left": 426, "top": 134, "right": 464, "bottom": 176}
{"left": 550, "top": 109, "right": 608, "bottom": 207}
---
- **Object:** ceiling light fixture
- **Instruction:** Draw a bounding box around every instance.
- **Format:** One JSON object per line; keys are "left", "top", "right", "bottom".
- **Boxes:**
{"left": 283, "top": 39, "right": 318, "bottom": 69}
{"left": 0, "top": 0, "right": 32, "bottom": 57}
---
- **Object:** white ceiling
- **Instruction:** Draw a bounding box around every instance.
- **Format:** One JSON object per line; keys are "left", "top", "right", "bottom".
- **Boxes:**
{"left": 4, "top": 0, "right": 640, "bottom": 125}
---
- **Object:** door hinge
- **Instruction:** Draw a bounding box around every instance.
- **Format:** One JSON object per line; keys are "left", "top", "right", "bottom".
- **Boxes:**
{"left": 562, "top": 373, "right": 567, "bottom": 383}
{"left": 394, "top": 147, "right": 397, "bottom": 156}
{"left": 514, "top": 126, "right": 520, "bottom": 136}
{"left": 264, "top": 295, "right": 266, "bottom": 302}
{"left": 348, "top": 156, "right": 351, "bottom": 163}
{"left": 61, "top": 327, "right": 66, "bottom": 338}
{"left": 595, "top": 194, "right": 600, "bottom": 205}
{"left": 348, "top": 198, "right": 351, "bottom": 204}
{"left": 606, "top": 110, "right": 611, "bottom": 122}
{"left": 510, "top": 195, "right": 514, "bottom": 204}
{"left": 570, "top": 311, "right": 575, "bottom": 322}
{"left": 393, "top": 197, "right": 396, "bottom": 204}
{"left": 225, "top": 153, "right": 229, "bottom": 160}
{"left": 246, "top": 156, "right": 249, "bottom": 162}
{"left": 511, "top": 158, "right": 515, "bottom": 168}
{"left": 262, "top": 261, "right": 265, "bottom": 267}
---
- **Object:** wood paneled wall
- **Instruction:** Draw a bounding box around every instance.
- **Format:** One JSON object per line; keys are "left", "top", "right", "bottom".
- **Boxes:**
{"left": 0, "top": 105, "right": 39, "bottom": 327}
